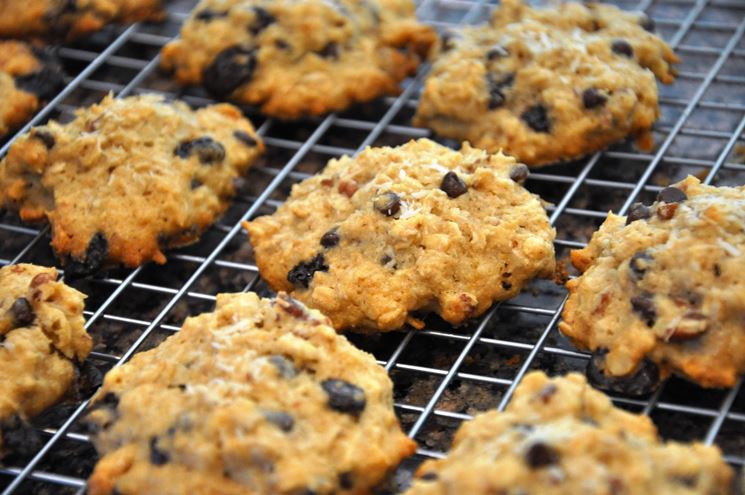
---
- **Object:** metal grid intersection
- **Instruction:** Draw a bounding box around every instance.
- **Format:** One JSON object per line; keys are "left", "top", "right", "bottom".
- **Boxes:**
{"left": 1, "top": 0, "right": 744, "bottom": 493}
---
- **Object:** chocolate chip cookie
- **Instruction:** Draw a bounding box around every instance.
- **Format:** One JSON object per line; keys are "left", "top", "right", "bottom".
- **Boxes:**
{"left": 560, "top": 176, "right": 745, "bottom": 391}
{"left": 86, "top": 292, "right": 415, "bottom": 495}
{"left": 413, "top": 0, "right": 679, "bottom": 167}
{"left": 405, "top": 372, "right": 733, "bottom": 495}
{"left": 0, "top": 0, "right": 166, "bottom": 41}
{"left": 0, "top": 94, "right": 263, "bottom": 277}
{"left": 160, "top": 0, "right": 436, "bottom": 119}
{"left": 0, "top": 41, "right": 63, "bottom": 139}
{"left": 245, "top": 139, "right": 555, "bottom": 332}
{"left": 0, "top": 263, "right": 91, "bottom": 458}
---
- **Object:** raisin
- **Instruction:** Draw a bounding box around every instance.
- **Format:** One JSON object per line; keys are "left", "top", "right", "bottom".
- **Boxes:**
{"left": 264, "top": 411, "right": 294, "bottom": 432}
{"left": 321, "top": 379, "right": 366, "bottom": 416}
{"left": 625, "top": 202, "right": 651, "bottom": 224}
{"left": 15, "top": 65, "right": 64, "bottom": 100}
{"left": 287, "top": 254, "right": 328, "bottom": 288}
{"left": 10, "top": 297, "right": 35, "bottom": 328}
{"left": 486, "top": 44, "right": 509, "bottom": 60}
{"left": 586, "top": 348, "right": 660, "bottom": 396}
{"left": 537, "top": 383, "right": 557, "bottom": 403}
{"left": 521, "top": 105, "right": 551, "bottom": 133}
{"left": 525, "top": 442, "right": 559, "bottom": 468}
{"left": 639, "top": 13, "right": 655, "bottom": 32}
{"left": 174, "top": 136, "right": 225, "bottom": 164}
{"left": 32, "top": 129, "right": 55, "bottom": 149}
{"left": 234, "top": 130, "right": 257, "bottom": 147}
{"left": 195, "top": 9, "right": 228, "bottom": 21}
{"left": 486, "top": 73, "right": 515, "bottom": 109}
{"left": 320, "top": 228, "right": 340, "bottom": 248}
{"left": 373, "top": 193, "right": 401, "bottom": 216}
{"left": 269, "top": 355, "right": 297, "bottom": 378}
{"left": 318, "top": 42, "right": 340, "bottom": 59}
{"left": 440, "top": 172, "right": 468, "bottom": 198}
{"left": 611, "top": 39, "right": 634, "bottom": 57}
{"left": 509, "top": 164, "right": 530, "bottom": 183}
{"left": 629, "top": 251, "right": 653, "bottom": 279}
{"left": 582, "top": 88, "right": 608, "bottom": 109}
{"left": 64, "top": 232, "right": 108, "bottom": 279}
{"left": 657, "top": 186, "right": 687, "bottom": 203}
{"left": 249, "top": 7, "right": 276, "bottom": 35}
{"left": 149, "top": 437, "right": 170, "bottom": 465}
{"left": 203, "top": 46, "right": 257, "bottom": 96}
{"left": 631, "top": 292, "right": 656, "bottom": 326}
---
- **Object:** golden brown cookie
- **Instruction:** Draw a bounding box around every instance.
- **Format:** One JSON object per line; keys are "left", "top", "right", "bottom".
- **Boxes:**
{"left": 86, "top": 292, "right": 415, "bottom": 495}
{"left": 413, "top": 0, "right": 679, "bottom": 167}
{"left": 246, "top": 139, "right": 555, "bottom": 332}
{"left": 160, "top": 0, "right": 436, "bottom": 118}
{"left": 0, "top": 263, "right": 91, "bottom": 458}
{"left": 405, "top": 372, "right": 734, "bottom": 495}
{"left": 560, "top": 176, "right": 745, "bottom": 391}
{"left": 0, "top": 94, "right": 263, "bottom": 277}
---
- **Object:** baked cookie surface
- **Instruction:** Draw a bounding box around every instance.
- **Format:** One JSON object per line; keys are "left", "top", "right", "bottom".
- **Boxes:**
{"left": 0, "top": 0, "right": 165, "bottom": 40}
{"left": 0, "top": 263, "right": 90, "bottom": 457}
{"left": 404, "top": 372, "right": 733, "bottom": 495}
{"left": 160, "top": 0, "right": 436, "bottom": 118}
{"left": 86, "top": 292, "right": 415, "bottom": 495}
{"left": 0, "top": 94, "right": 263, "bottom": 277}
{"left": 560, "top": 176, "right": 745, "bottom": 390}
{"left": 413, "top": 0, "right": 679, "bottom": 167}
{"left": 246, "top": 139, "right": 555, "bottom": 332}
{"left": 0, "top": 41, "right": 63, "bottom": 139}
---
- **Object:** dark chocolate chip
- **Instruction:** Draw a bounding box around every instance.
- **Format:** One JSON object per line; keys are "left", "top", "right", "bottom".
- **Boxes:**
{"left": 380, "top": 254, "right": 394, "bottom": 266}
{"left": 625, "top": 202, "right": 651, "bottom": 225}
{"left": 420, "top": 472, "right": 439, "bottom": 481}
{"left": 521, "top": 105, "right": 551, "bottom": 133}
{"left": 525, "top": 442, "right": 559, "bottom": 468}
{"left": 657, "top": 186, "right": 687, "bottom": 204}
{"left": 611, "top": 39, "right": 634, "bottom": 57}
{"left": 629, "top": 251, "right": 653, "bottom": 280}
{"left": 191, "top": 178, "right": 203, "bottom": 189}
{"left": 234, "top": 130, "right": 257, "bottom": 147}
{"left": 203, "top": 46, "right": 257, "bottom": 96}
{"left": 318, "top": 42, "right": 340, "bottom": 59}
{"left": 639, "top": 13, "right": 655, "bottom": 32}
{"left": 339, "top": 471, "right": 354, "bottom": 489}
{"left": 149, "top": 437, "right": 170, "bottom": 465}
{"left": 486, "top": 73, "right": 515, "bottom": 109}
{"left": 501, "top": 281, "right": 512, "bottom": 290}
{"left": 582, "top": 88, "right": 608, "bottom": 109}
{"left": 320, "top": 228, "right": 340, "bottom": 248}
{"left": 321, "top": 379, "right": 366, "bottom": 416}
{"left": 440, "top": 172, "right": 468, "bottom": 198}
{"left": 195, "top": 8, "right": 228, "bottom": 21}
{"left": 586, "top": 348, "right": 660, "bottom": 396}
{"left": 174, "top": 136, "right": 225, "bottom": 164}
{"left": 10, "top": 297, "right": 35, "bottom": 328}
{"left": 373, "top": 192, "right": 401, "bottom": 216}
{"left": 486, "top": 44, "right": 509, "bottom": 60}
{"left": 264, "top": 411, "right": 294, "bottom": 432}
{"left": 269, "top": 355, "right": 297, "bottom": 378}
{"left": 15, "top": 65, "right": 64, "bottom": 100}
{"left": 249, "top": 6, "right": 276, "bottom": 35}
{"left": 631, "top": 292, "right": 656, "bottom": 327}
{"left": 714, "top": 264, "right": 721, "bottom": 277}
{"left": 32, "top": 129, "right": 55, "bottom": 149}
{"left": 509, "top": 164, "right": 530, "bottom": 183}
{"left": 275, "top": 39, "right": 290, "bottom": 50}
{"left": 287, "top": 254, "right": 329, "bottom": 288}
{"left": 64, "top": 232, "right": 108, "bottom": 279}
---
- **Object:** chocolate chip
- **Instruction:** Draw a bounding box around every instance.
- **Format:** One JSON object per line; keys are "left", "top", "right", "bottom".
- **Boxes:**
{"left": 174, "top": 136, "right": 225, "bottom": 164}
{"left": 195, "top": 9, "right": 228, "bottom": 21}
{"left": 509, "top": 163, "right": 530, "bottom": 183}
{"left": 625, "top": 202, "right": 651, "bottom": 225}
{"left": 250, "top": 6, "right": 276, "bottom": 35}
{"left": 318, "top": 42, "right": 340, "bottom": 59}
{"left": 486, "top": 44, "right": 509, "bottom": 60}
{"left": 611, "top": 39, "right": 634, "bottom": 57}
{"left": 149, "top": 437, "right": 170, "bottom": 465}
{"left": 275, "top": 39, "right": 290, "bottom": 50}
{"left": 420, "top": 472, "right": 439, "bottom": 481}
{"left": 234, "top": 130, "right": 257, "bottom": 147}
{"left": 339, "top": 472, "right": 354, "bottom": 489}
{"left": 287, "top": 254, "right": 329, "bottom": 288}
{"left": 203, "top": 46, "right": 257, "bottom": 96}
{"left": 639, "top": 14, "right": 655, "bottom": 32}
{"left": 714, "top": 264, "right": 721, "bottom": 277}
{"left": 373, "top": 192, "right": 401, "bottom": 216}
{"left": 657, "top": 186, "right": 687, "bottom": 204}
{"left": 320, "top": 228, "right": 340, "bottom": 248}
{"left": 321, "top": 379, "right": 366, "bottom": 416}
{"left": 269, "top": 355, "right": 297, "bottom": 378}
{"left": 586, "top": 349, "right": 660, "bottom": 396}
{"left": 631, "top": 292, "right": 656, "bottom": 326}
{"left": 64, "top": 232, "right": 108, "bottom": 279}
{"left": 10, "top": 297, "right": 35, "bottom": 328}
{"left": 521, "top": 105, "right": 551, "bottom": 133}
{"left": 582, "top": 88, "right": 608, "bottom": 109}
{"left": 440, "top": 172, "right": 468, "bottom": 198}
{"left": 191, "top": 178, "right": 202, "bottom": 189}
{"left": 264, "top": 411, "right": 294, "bottom": 432}
{"left": 486, "top": 73, "right": 515, "bottom": 109}
{"left": 32, "top": 129, "right": 55, "bottom": 149}
{"left": 15, "top": 65, "right": 64, "bottom": 100}
{"left": 629, "top": 251, "right": 653, "bottom": 279}
{"left": 525, "top": 442, "right": 559, "bottom": 468}
{"left": 501, "top": 281, "right": 512, "bottom": 290}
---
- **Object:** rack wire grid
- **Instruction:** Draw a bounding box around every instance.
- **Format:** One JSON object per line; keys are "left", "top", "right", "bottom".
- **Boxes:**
{"left": 1, "top": 0, "right": 744, "bottom": 493}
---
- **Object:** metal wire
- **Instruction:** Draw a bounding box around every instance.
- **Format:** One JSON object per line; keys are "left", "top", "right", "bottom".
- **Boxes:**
{"left": 1, "top": 0, "right": 744, "bottom": 493}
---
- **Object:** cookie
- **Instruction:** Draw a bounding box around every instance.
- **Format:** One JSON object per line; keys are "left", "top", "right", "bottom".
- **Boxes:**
{"left": 413, "top": 0, "right": 679, "bottom": 167}
{"left": 245, "top": 138, "right": 555, "bottom": 331}
{"left": 560, "top": 176, "right": 745, "bottom": 391}
{"left": 0, "top": 93, "right": 263, "bottom": 277}
{"left": 160, "top": 0, "right": 436, "bottom": 119}
{"left": 0, "top": 0, "right": 166, "bottom": 41}
{"left": 0, "top": 263, "right": 91, "bottom": 458}
{"left": 0, "top": 41, "right": 63, "bottom": 139}
{"left": 405, "top": 372, "right": 734, "bottom": 495}
{"left": 85, "top": 292, "right": 415, "bottom": 495}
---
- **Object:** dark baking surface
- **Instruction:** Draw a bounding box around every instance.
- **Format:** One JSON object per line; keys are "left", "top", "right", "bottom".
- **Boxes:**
{"left": 1, "top": 0, "right": 744, "bottom": 493}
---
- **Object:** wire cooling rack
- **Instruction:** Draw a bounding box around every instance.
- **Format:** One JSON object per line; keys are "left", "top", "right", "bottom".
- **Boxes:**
{"left": 1, "top": 0, "right": 744, "bottom": 493}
